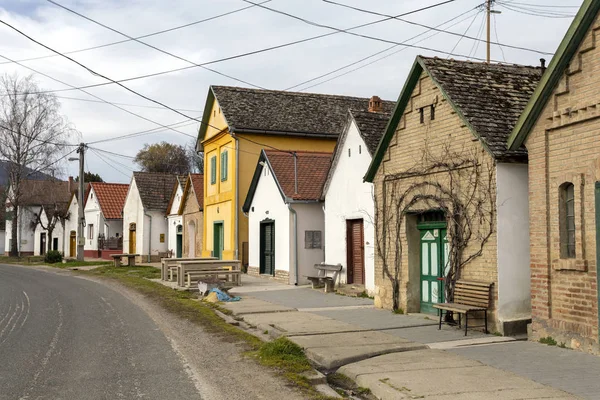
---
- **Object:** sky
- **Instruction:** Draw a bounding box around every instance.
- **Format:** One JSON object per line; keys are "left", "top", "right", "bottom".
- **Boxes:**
{"left": 0, "top": 0, "right": 582, "bottom": 183}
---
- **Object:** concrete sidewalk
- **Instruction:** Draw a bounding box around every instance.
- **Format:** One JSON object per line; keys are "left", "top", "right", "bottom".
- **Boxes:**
{"left": 224, "top": 276, "right": 599, "bottom": 399}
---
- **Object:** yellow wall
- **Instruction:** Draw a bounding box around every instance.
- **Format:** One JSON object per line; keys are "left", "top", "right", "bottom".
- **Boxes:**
{"left": 201, "top": 98, "right": 337, "bottom": 261}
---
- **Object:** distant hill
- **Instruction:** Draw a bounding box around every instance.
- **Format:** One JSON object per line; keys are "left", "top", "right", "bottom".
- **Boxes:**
{"left": 0, "top": 160, "right": 55, "bottom": 187}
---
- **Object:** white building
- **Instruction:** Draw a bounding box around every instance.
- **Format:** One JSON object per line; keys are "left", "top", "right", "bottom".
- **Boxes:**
{"left": 123, "top": 172, "right": 178, "bottom": 262}
{"left": 322, "top": 105, "right": 393, "bottom": 295}
{"left": 63, "top": 193, "right": 79, "bottom": 258}
{"left": 83, "top": 182, "right": 129, "bottom": 258}
{"left": 243, "top": 150, "right": 332, "bottom": 285}
{"left": 33, "top": 205, "right": 65, "bottom": 255}
{"left": 4, "top": 179, "right": 71, "bottom": 256}
{"left": 166, "top": 176, "right": 186, "bottom": 258}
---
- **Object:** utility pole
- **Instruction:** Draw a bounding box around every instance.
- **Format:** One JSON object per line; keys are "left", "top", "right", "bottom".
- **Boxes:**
{"left": 486, "top": 0, "right": 491, "bottom": 63}
{"left": 77, "top": 143, "right": 85, "bottom": 261}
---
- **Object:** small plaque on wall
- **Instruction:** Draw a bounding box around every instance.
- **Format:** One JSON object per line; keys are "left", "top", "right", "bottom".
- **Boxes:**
{"left": 160, "top": 234, "right": 165, "bottom": 243}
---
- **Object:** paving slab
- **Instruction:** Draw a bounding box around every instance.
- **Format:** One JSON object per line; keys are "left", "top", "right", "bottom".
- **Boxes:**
{"left": 241, "top": 311, "right": 365, "bottom": 336}
{"left": 238, "top": 287, "right": 373, "bottom": 309}
{"left": 220, "top": 297, "right": 296, "bottom": 315}
{"left": 339, "top": 350, "right": 574, "bottom": 399}
{"left": 290, "top": 331, "right": 427, "bottom": 370}
{"left": 312, "top": 308, "right": 438, "bottom": 330}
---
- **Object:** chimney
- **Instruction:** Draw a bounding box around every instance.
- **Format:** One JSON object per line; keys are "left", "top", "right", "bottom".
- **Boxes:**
{"left": 368, "top": 95, "right": 382, "bottom": 113}
{"left": 68, "top": 176, "right": 74, "bottom": 193}
{"left": 540, "top": 58, "right": 546, "bottom": 74}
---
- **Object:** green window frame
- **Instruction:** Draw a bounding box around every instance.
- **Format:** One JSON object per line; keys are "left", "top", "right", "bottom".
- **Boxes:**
{"left": 220, "top": 151, "right": 228, "bottom": 181}
{"left": 210, "top": 155, "right": 217, "bottom": 185}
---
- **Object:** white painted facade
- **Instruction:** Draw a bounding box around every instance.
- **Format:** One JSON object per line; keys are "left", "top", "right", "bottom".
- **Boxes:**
{"left": 122, "top": 178, "right": 169, "bottom": 261}
{"left": 83, "top": 186, "right": 124, "bottom": 251}
{"left": 248, "top": 165, "right": 324, "bottom": 285}
{"left": 33, "top": 208, "right": 65, "bottom": 255}
{"left": 496, "top": 163, "right": 531, "bottom": 325}
{"left": 63, "top": 195, "right": 79, "bottom": 258}
{"left": 4, "top": 205, "right": 38, "bottom": 255}
{"left": 0, "top": 231, "right": 4, "bottom": 255}
{"left": 323, "top": 119, "right": 376, "bottom": 293}
{"left": 167, "top": 182, "right": 184, "bottom": 257}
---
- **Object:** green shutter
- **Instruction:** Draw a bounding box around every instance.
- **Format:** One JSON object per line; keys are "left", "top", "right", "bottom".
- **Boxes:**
{"left": 210, "top": 156, "right": 216, "bottom": 184}
{"left": 221, "top": 151, "right": 228, "bottom": 181}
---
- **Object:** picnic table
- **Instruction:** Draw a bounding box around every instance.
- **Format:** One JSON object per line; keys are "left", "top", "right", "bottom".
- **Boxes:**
{"left": 160, "top": 257, "right": 217, "bottom": 281}
{"left": 110, "top": 254, "right": 139, "bottom": 267}
{"left": 175, "top": 259, "right": 242, "bottom": 288}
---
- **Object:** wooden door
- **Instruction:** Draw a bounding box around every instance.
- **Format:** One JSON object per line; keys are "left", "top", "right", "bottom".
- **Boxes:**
{"left": 69, "top": 231, "right": 76, "bottom": 257}
{"left": 260, "top": 221, "right": 275, "bottom": 275}
{"left": 40, "top": 233, "right": 46, "bottom": 255}
{"left": 419, "top": 227, "right": 448, "bottom": 314}
{"left": 129, "top": 227, "right": 136, "bottom": 254}
{"left": 346, "top": 219, "right": 365, "bottom": 284}
{"left": 213, "top": 222, "right": 223, "bottom": 260}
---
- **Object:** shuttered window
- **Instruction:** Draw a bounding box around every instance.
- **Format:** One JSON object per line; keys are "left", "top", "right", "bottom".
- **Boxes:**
{"left": 305, "top": 230, "right": 322, "bottom": 249}
{"left": 210, "top": 156, "right": 217, "bottom": 185}
{"left": 221, "top": 151, "right": 228, "bottom": 181}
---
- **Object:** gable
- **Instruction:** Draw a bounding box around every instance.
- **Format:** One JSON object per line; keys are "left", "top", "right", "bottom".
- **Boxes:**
{"left": 168, "top": 184, "right": 183, "bottom": 216}
{"left": 198, "top": 92, "right": 229, "bottom": 150}
{"left": 509, "top": 0, "right": 600, "bottom": 149}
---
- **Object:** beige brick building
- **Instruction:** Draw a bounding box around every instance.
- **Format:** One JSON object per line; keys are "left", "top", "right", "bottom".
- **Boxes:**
{"left": 508, "top": 0, "right": 600, "bottom": 353}
{"left": 179, "top": 174, "right": 204, "bottom": 258}
{"left": 364, "top": 56, "right": 543, "bottom": 334}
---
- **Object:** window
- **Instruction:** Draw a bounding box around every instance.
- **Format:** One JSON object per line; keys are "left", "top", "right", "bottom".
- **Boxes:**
{"left": 419, "top": 107, "right": 425, "bottom": 124}
{"left": 210, "top": 155, "right": 217, "bottom": 184}
{"left": 305, "top": 230, "right": 322, "bottom": 249}
{"left": 559, "top": 182, "right": 575, "bottom": 258}
{"left": 359, "top": 145, "right": 362, "bottom": 154}
{"left": 220, "top": 151, "right": 228, "bottom": 181}
{"left": 430, "top": 105, "right": 435, "bottom": 120}
{"left": 88, "top": 224, "right": 94, "bottom": 240}
{"left": 348, "top": 148, "right": 351, "bottom": 157}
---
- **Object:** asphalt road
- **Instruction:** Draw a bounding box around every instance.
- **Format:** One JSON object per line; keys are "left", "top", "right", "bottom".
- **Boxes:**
{"left": 0, "top": 264, "right": 201, "bottom": 400}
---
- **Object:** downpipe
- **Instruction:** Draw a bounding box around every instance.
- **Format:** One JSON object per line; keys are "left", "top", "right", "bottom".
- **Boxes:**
{"left": 144, "top": 211, "right": 152, "bottom": 263}
{"left": 287, "top": 204, "right": 299, "bottom": 285}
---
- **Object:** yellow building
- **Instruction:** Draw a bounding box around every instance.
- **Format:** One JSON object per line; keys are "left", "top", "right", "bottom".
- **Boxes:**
{"left": 197, "top": 86, "right": 380, "bottom": 264}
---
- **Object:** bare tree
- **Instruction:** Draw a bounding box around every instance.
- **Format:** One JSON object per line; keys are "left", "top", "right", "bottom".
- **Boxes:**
{"left": 0, "top": 74, "right": 76, "bottom": 256}
{"left": 30, "top": 204, "right": 70, "bottom": 253}
{"left": 187, "top": 139, "right": 204, "bottom": 174}
{"left": 374, "top": 144, "right": 495, "bottom": 316}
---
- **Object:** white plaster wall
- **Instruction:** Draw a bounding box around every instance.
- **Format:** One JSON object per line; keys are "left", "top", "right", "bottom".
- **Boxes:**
{"left": 18, "top": 207, "right": 37, "bottom": 254}
{"left": 3, "top": 214, "right": 11, "bottom": 254}
{"left": 496, "top": 163, "right": 531, "bottom": 323}
{"left": 33, "top": 209, "right": 45, "bottom": 256}
{"left": 33, "top": 209, "right": 66, "bottom": 255}
{"left": 0, "top": 231, "right": 4, "bottom": 255}
{"left": 84, "top": 187, "right": 103, "bottom": 250}
{"left": 143, "top": 210, "right": 168, "bottom": 259}
{"left": 292, "top": 203, "right": 325, "bottom": 285}
{"left": 167, "top": 183, "right": 183, "bottom": 256}
{"left": 248, "top": 166, "right": 290, "bottom": 278}
{"left": 122, "top": 178, "right": 145, "bottom": 255}
{"left": 324, "top": 121, "right": 376, "bottom": 293}
{"left": 63, "top": 197, "right": 79, "bottom": 257}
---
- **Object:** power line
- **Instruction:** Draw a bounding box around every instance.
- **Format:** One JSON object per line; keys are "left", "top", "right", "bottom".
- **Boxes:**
{"left": 52, "top": 95, "right": 202, "bottom": 112}
{"left": 496, "top": 2, "right": 576, "bottom": 17}
{"left": 0, "top": 0, "right": 273, "bottom": 66}
{"left": 242, "top": 0, "right": 507, "bottom": 63}
{"left": 286, "top": 6, "right": 481, "bottom": 91}
{"left": 295, "top": 8, "right": 484, "bottom": 92}
{"left": 468, "top": 11, "right": 487, "bottom": 58}
{"left": 87, "top": 118, "right": 200, "bottom": 145}
{"left": 0, "top": 52, "right": 197, "bottom": 141}
{"left": 321, "top": 0, "right": 552, "bottom": 55}
{"left": 492, "top": 12, "right": 506, "bottom": 62}
{"left": 448, "top": 7, "right": 483, "bottom": 57}
{"left": 90, "top": 148, "right": 131, "bottom": 178}
{"left": 25, "top": 147, "right": 79, "bottom": 178}
{"left": 45, "top": 0, "right": 265, "bottom": 89}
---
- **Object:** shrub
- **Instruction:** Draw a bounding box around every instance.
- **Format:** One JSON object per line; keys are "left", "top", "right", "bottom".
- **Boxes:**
{"left": 45, "top": 250, "right": 63, "bottom": 264}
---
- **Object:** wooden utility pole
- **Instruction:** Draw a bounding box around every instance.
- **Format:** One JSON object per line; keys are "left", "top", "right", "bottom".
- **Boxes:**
{"left": 487, "top": 0, "right": 491, "bottom": 63}
{"left": 77, "top": 143, "right": 85, "bottom": 261}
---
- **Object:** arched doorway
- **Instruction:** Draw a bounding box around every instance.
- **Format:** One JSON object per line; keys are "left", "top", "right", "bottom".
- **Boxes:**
{"left": 187, "top": 221, "right": 195, "bottom": 257}
{"left": 176, "top": 225, "right": 183, "bottom": 258}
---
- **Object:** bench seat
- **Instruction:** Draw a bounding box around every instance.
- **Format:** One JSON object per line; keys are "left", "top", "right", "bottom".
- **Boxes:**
{"left": 305, "top": 263, "right": 342, "bottom": 293}
{"left": 185, "top": 270, "right": 242, "bottom": 287}
{"left": 433, "top": 280, "right": 492, "bottom": 336}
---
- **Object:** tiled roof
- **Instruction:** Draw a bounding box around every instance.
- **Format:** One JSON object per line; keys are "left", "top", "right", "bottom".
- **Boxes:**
{"left": 211, "top": 86, "right": 394, "bottom": 137}
{"left": 18, "top": 180, "right": 72, "bottom": 206}
{"left": 190, "top": 174, "right": 204, "bottom": 209}
{"left": 265, "top": 150, "right": 332, "bottom": 201}
{"left": 133, "top": 172, "right": 178, "bottom": 212}
{"left": 90, "top": 182, "right": 129, "bottom": 220}
{"left": 420, "top": 57, "right": 542, "bottom": 161}
{"left": 350, "top": 108, "right": 393, "bottom": 155}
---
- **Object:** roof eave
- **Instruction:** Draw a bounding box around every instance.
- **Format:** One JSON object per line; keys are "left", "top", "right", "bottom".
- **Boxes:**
{"left": 321, "top": 111, "right": 355, "bottom": 199}
{"left": 508, "top": 0, "right": 600, "bottom": 150}
{"left": 234, "top": 127, "right": 338, "bottom": 139}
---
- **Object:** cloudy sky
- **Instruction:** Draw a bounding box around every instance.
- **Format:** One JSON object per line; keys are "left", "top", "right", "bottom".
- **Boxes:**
{"left": 0, "top": 0, "right": 582, "bottom": 183}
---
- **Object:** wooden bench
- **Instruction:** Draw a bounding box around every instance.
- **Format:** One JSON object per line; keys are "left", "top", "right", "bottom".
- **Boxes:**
{"left": 176, "top": 260, "right": 242, "bottom": 287}
{"left": 433, "top": 280, "right": 493, "bottom": 336}
{"left": 305, "top": 263, "right": 343, "bottom": 293}
{"left": 160, "top": 257, "right": 217, "bottom": 281}
{"left": 111, "top": 253, "right": 140, "bottom": 267}
{"left": 185, "top": 269, "right": 242, "bottom": 288}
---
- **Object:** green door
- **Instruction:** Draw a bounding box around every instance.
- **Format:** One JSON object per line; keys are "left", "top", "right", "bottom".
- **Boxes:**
{"left": 260, "top": 221, "right": 275, "bottom": 275}
{"left": 176, "top": 235, "right": 182, "bottom": 258}
{"left": 213, "top": 222, "right": 224, "bottom": 260}
{"left": 419, "top": 226, "right": 448, "bottom": 314}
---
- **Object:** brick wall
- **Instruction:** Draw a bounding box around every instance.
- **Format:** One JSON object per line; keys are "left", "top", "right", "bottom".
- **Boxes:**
{"left": 247, "top": 266, "right": 289, "bottom": 284}
{"left": 525, "top": 14, "right": 600, "bottom": 352}
{"left": 373, "top": 71, "right": 500, "bottom": 330}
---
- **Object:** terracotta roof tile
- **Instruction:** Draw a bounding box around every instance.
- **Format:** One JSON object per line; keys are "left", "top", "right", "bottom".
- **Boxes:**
{"left": 133, "top": 172, "right": 178, "bottom": 212}
{"left": 212, "top": 86, "right": 394, "bottom": 137}
{"left": 420, "top": 57, "right": 543, "bottom": 161}
{"left": 190, "top": 174, "right": 204, "bottom": 208}
{"left": 90, "top": 182, "right": 129, "bottom": 220}
{"left": 265, "top": 150, "right": 332, "bottom": 201}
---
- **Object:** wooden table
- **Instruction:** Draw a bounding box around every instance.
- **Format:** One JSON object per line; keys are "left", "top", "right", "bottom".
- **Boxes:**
{"left": 111, "top": 254, "right": 140, "bottom": 267}
{"left": 176, "top": 260, "right": 242, "bottom": 288}
{"left": 160, "top": 257, "right": 217, "bottom": 281}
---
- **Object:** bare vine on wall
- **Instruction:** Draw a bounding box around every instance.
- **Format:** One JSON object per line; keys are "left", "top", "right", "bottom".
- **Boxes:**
{"left": 373, "top": 144, "right": 495, "bottom": 314}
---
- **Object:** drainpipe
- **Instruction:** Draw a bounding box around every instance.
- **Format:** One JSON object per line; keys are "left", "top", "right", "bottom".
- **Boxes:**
{"left": 144, "top": 211, "right": 152, "bottom": 263}
{"left": 233, "top": 134, "right": 240, "bottom": 260}
{"left": 287, "top": 203, "right": 299, "bottom": 285}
